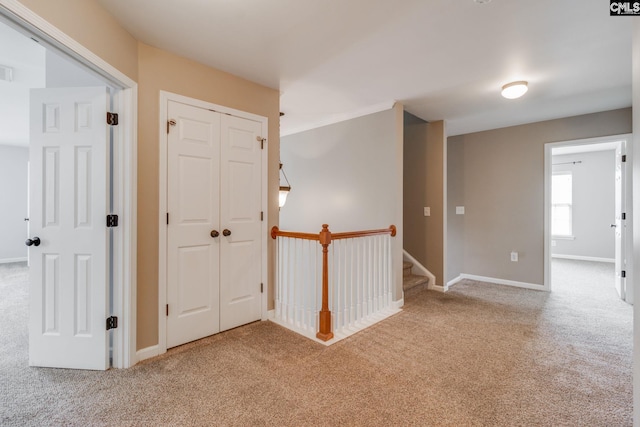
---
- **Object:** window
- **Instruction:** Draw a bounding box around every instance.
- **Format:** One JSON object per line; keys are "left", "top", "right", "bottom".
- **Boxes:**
{"left": 551, "top": 172, "right": 573, "bottom": 237}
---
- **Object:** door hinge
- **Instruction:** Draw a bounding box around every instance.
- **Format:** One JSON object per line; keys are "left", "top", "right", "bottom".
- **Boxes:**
{"left": 106, "top": 316, "right": 118, "bottom": 330}
{"left": 623, "top": 213, "right": 626, "bottom": 220}
{"left": 622, "top": 154, "right": 627, "bottom": 162}
{"left": 167, "top": 212, "right": 169, "bottom": 225}
{"left": 167, "top": 119, "right": 176, "bottom": 134}
{"left": 166, "top": 304, "right": 169, "bottom": 316}
{"left": 260, "top": 283, "right": 264, "bottom": 293}
{"left": 261, "top": 211, "right": 264, "bottom": 221}
{"left": 622, "top": 270, "right": 627, "bottom": 278}
{"left": 257, "top": 136, "right": 266, "bottom": 150}
{"left": 106, "top": 112, "right": 119, "bottom": 126}
{"left": 106, "top": 214, "right": 119, "bottom": 227}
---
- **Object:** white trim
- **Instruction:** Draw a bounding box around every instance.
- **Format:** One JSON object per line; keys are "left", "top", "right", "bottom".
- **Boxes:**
{"left": 552, "top": 254, "right": 615, "bottom": 263}
{"left": 0, "top": 257, "right": 27, "bottom": 264}
{"left": 281, "top": 100, "right": 396, "bottom": 137}
{"left": 158, "top": 91, "right": 269, "bottom": 355}
{"left": 447, "top": 275, "right": 464, "bottom": 289}
{"left": 0, "top": 0, "right": 138, "bottom": 369}
{"left": 136, "top": 345, "right": 160, "bottom": 363}
{"left": 392, "top": 298, "right": 404, "bottom": 310}
{"left": 270, "top": 307, "right": 402, "bottom": 346}
{"left": 402, "top": 249, "right": 436, "bottom": 287}
{"left": 458, "top": 274, "right": 544, "bottom": 291}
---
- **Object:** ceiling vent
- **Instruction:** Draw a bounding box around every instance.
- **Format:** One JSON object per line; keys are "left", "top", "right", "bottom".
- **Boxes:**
{"left": 0, "top": 65, "right": 14, "bottom": 82}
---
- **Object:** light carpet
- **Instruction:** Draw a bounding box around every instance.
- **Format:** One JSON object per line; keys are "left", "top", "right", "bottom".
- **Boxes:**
{"left": 0, "top": 260, "right": 632, "bottom": 426}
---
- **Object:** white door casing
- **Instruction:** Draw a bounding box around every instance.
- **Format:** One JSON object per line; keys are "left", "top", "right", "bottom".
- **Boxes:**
{"left": 29, "top": 87, "right": 110, "bottom": 370}
{"left": 164, "top": 98, "right": 265, "bottom": 349}
{"left": 614, "top": 141, "right": 626, "bottom": 299}
{"left": 219, "top": 114, "right": 263, "bottom": 331}
{"left": 2, "top": 0, "right": 139, "bottom": 368}
{"left": 166, "top": 101, "right": 221, "bottom": 348}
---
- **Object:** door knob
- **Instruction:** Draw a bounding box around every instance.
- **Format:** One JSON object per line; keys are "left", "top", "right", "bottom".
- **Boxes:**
{"left": 210, "top": 230, "right": 220, "bottom": 238}
{"left": 25, "top": 237, "right": 41, "bottom": 247}
{"left": 223, "top": 229, "right": 231, "bottom": 236}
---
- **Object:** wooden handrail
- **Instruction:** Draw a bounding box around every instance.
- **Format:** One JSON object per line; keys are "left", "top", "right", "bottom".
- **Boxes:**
{"left": 270, "top": 226, "right": 319, "bottom": 241}
{"left": 332, "top": 225, "right": 396, "bottom": 240}
{"left": 271, "top": 223, "right": 396, "bottom": 341}
{"left": 270, "top": 225, "right": 396, "bottom": 241}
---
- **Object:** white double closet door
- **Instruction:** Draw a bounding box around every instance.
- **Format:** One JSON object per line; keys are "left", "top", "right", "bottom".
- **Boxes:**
{"left": 166, "top": 100, "right": 262, "bottom": 349}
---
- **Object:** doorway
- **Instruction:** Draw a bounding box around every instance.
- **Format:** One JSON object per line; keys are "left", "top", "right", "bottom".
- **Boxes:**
{"left": 158, "top": 92, "right": 269, "bottom": 354}
{"left": 544, "top": 134, "right": 633, "bottom": 304}
{"left": 0, "top": 4, "right": 137, "bottom": 368}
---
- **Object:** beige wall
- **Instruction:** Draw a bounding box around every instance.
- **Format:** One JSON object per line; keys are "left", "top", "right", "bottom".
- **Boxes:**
{"left": 17, "top": 0, "right": 138, "bottom": 81}
{"left": 137, "top": 43, "right": 280, "bottom": 349}
{"left": 447, "top": 108, "right": 632, "bottom": 286}
{"left": 15, "top": 0, "right": 280, "bottom": 351}
{"left": 404, "top": 118, "right": 446, "bottom": 284}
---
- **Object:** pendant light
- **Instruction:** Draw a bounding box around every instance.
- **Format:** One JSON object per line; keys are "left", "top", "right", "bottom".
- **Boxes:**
{"left": 279, "top": 162, "right": 291, "bottom": 208}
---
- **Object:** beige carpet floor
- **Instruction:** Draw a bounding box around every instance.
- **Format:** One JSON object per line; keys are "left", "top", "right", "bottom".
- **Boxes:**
{"left": 0, "top": 260, "right": 632, "bottom": 426}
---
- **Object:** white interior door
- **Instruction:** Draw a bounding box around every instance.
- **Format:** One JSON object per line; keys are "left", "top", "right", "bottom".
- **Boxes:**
{"left": 166, "top": 101, "right": 263, "bottom": 347}
{"left": 166, "top": 101, "right": 221, "bottom": 348}
{"left": 29, "top": 87, "right": 110, "bottom": 370}
{"left": 614, "top": 141, "right": 626, "bottom": 300}
{"left": 219, "top": 115, "right": 263, "bottom": 331}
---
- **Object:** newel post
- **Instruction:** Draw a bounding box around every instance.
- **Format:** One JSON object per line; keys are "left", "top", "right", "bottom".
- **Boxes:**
{"left": 317, "top": 224, "right": 334, "bottom": 341}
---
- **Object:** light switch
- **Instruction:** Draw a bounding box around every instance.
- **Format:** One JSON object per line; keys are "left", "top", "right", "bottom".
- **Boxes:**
{"left": 511, "top": 251, "right": 518, "bottom": 262}
{"left": 424, "top": 207, "right": 430, "bottom": 217}
{"left": 456, "top": 206, "right": 465, "bottom": 215}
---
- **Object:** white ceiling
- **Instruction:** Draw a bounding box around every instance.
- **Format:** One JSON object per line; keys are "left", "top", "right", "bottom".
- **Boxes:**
{"left": 96, "top": 0, "right": 632, "bottom": 136}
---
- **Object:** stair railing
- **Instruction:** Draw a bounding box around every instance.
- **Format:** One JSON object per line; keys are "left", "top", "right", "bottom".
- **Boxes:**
{"left": 271, "top": 224, "right": 396, "bottom": 341}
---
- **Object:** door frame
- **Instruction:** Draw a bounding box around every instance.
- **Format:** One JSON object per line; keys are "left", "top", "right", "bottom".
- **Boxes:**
{"left": 157, "top": 91, "right": 269, "bottom": 355}
{"left": 544, "top": 134, "right": 633, "bottom": 300}
{"left": 0, "top": 0, "right": 138, "bottom": 368}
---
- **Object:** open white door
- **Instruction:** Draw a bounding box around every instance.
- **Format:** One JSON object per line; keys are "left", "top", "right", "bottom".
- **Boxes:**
{"left": 28, "top": 87, "right": 110, "bottom": 370}
{"left": 614, "top": 141, "right": 627, "bottom": 300}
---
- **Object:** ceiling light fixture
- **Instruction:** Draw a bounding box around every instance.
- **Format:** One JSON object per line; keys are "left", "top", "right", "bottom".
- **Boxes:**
{"left": 474, "top": 0, "right": 492, "bottom": 4}
{"left": 279, "top": 162, "right": 292, "bottom": 208}
{"left": 501, "top": 81, "right": 528, "bottom": 99}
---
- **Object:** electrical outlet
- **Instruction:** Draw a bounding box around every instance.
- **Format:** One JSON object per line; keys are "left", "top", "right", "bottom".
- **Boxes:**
{"left": 424, "top": 207, "right": 430, "bottom": 217}
{"left": 510, "top": 251, "right": 518, "bottom": 262}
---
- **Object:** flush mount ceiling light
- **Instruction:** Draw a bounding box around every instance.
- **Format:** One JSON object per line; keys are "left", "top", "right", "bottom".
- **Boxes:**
{"left": 474, "top": 0, "right": 492, "bottom": 4}
{"left": 501, "top": 81, "right": 528, "bottom": 99}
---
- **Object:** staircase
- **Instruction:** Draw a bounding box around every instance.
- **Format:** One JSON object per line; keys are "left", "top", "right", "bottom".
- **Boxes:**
{"left": 403, "top": 261, "right": 429, "bottom": 295}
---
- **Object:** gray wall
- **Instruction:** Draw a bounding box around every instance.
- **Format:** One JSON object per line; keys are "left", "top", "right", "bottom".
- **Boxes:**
{"left": 280, "top": 106, "right": 404, "bottom": 300}
{"left": 404, "top": 115, "right": 446, "bottom": 285}
{"left": 447, "top": 108, "right": 631, "bottom": 286}
{"left": 0, "top": 145, "right": 29, "bottom": 262}
{"left": 551, "top": 150, "right": 615, "bottom": 260}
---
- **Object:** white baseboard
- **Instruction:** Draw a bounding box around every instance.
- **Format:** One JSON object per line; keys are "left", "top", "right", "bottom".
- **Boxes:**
{"left": 392, "top": 298, "right": 404, "bottom": 309}
{"left": 428, "top": 282, "right": 448, "bottom": 293}
{"left": 456, "top": 274, "right": 545, "bottom": 291}
{"left": 267, "top": 309, "right": 275, "bottom": 320}
{"left": 136, "top": 345, "right": 160, "bottom": 362}
{"left": 0, "top": 257, "right": 27, "bottom": 264}
{"left": 446, "top": 275, "right": 464, "bottom": 289}
{"left": 552, "top": 254, "right": 615, "bottom": 263}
